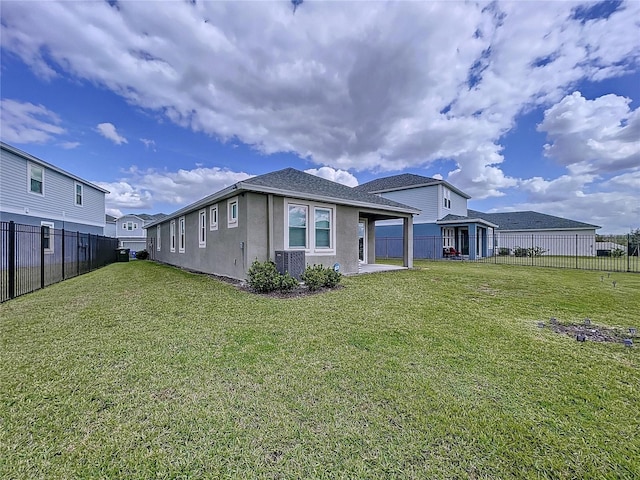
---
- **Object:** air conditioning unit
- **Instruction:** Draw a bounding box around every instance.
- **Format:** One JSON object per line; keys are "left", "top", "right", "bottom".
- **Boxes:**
{"left": 274, "top": 250, "right": 305, "bottom": 280}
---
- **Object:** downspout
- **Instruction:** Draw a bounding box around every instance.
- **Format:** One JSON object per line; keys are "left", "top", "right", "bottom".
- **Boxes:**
{"left": 267, "top": 194, "right": 274, "bottom": 260}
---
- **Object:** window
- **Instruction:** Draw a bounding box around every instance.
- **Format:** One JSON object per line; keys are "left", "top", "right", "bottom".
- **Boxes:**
{"left": 209, "top": 205, "right": 218, "bottom": 230}
{"left": 156, "top": 225, "right": 161, "bottom": 251}
{"left": 199, "top": 210, "right": 206, "bottom": 248}
{"left": 75, "top": 182, "right": 83, "bottom": 206}
{"left": 228, "top": 198, "right": 238, "bottom": 227}
{"left": 286, "top": 202, "right": 335, "bottom": 253}
{"left": 288, "top": 204, "right": 308, "bottom": 248}
{"left": 314, "top": 208, "right": 332, "bottom": 249}
{"left": 170, "top": 220, "right": 176, "bottom": 252}
{"left": 179, "top": 216, "right": 186, "bottom": 253}
{"left": 28, "top": 163, "right": 44, "bottom": 195}
{"left": 443, "top": 188, "right": 451, "bottom": 209}
{"left": 443, "top": 227, "right": 455, "bottom": 247}
{"left": 41, "top": 221, "right": 54, "bottom": 253}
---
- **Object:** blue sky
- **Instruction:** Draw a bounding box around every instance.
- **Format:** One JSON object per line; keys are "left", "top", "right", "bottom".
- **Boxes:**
{"left": 1, "top": 0, "right": 638, "bottom": 232}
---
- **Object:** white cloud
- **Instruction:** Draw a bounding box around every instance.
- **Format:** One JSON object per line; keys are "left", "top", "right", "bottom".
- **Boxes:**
{"left": 94, "top": 181, "right": 153, "bottom": 210}
{"left": 60, "top": 141, "right": 80, "bottom": 149}
{"left": 96, "top": 122, "right": 128, "bottom": 145}
{"left": 140, "top": 138, "right": 156, "bottom": 150}
{"left": 0, "top": 99, "right": 65, "bottom": 144}
{"left": 2, "top": 0, "right": 638, "bottom": 201}
{"left": 538, "top": 91, "right": 640, "bottom": 173}
{"left": 304, "top": 167, "right": 359, "bottom": 187}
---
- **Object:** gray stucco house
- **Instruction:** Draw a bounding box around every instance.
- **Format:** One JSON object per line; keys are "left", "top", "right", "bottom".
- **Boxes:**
{"left": 144, "top": 168, "right": 419, "bottom": 280}
{"left": 0, "top": 142, "right": 108, "bottom": 234}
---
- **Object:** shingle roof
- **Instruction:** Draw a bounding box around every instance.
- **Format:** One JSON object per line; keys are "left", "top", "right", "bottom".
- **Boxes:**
{"left": 355, "top": 173, "right": 471, "bottom": 199}
{"left": 467, "top": 210, "right": 600, "bottom": 231}
{"left": 241, "top": 168, "right": 418, "bottom": 212}
{"left": 355, "top": 173, "right": 440, "bottom": 192}
{"left": 144, "top": 168, "right": 419, "bottom": 228}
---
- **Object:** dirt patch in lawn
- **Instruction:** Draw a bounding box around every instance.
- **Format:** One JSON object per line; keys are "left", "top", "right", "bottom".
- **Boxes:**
{"left": 539, "top": 319, "right": 636, "bottom": 344}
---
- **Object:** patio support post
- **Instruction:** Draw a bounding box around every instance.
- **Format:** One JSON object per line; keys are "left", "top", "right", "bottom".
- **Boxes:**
{"left": 403, "top": 216, "right": 413, "bottom": 269}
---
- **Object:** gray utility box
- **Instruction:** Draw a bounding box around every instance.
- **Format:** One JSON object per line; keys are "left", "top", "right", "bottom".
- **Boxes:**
{"left": 275, "top": 250, "right": 305, "bottom": 280}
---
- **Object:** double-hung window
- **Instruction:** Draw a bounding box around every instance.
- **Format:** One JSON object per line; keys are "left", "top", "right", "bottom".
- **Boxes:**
{"left": 75, "top": 183, "right": 83, "bottom": 206}
{"left": 443, "top": 188, "right": 451, "bottom": 209}
{"left": 210, "top": 205, "right": 218, "bottom": 230}
{"left": 41, "top": 221, "right": 54, "bottom": 253}
{"left": 179, "top": 217, "right": 186, "bottom": 253}
{"left": 199, "top": 210, "right": 206, "bottom": 248}
{"left": 288, "top": 205, "right": 308, "bottom": 248}
{"left": 29, "top": 163, "right": 44, "bottom": 195}
{"left": 314, "top": 208, "right": 332, "bottom": 249}
{"left": 170, "top": 220, "right": 176, "bottom": 252}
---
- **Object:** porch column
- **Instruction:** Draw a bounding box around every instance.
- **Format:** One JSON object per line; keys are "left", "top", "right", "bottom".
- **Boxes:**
{"left": 403, "top": 216, "right": 414, "bottom": 268}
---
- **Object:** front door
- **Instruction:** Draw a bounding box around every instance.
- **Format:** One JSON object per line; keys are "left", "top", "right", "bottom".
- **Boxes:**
{"left": 460, "top": 229, "right": 469, "bottom": 255}
{"left": 358, "top": 219, "right": 367, "bottom": 263}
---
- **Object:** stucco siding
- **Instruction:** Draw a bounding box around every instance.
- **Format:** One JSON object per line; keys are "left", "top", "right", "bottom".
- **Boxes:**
{"left": 0, "top": 147, "right": 105, "bottom": 231}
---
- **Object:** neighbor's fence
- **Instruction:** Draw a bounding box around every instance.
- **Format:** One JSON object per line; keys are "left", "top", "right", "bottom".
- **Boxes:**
{"left": 1, "top": 221, "right": 119, "bottom": 302}
{"left": 376, "top": 234, "right": 640, "bottom": 273}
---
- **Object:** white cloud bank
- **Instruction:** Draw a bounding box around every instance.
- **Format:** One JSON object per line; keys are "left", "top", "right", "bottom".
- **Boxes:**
{"left": 2, "top": 1, "right": 639, "bottom": 230}
{"left": 96, "top": 122, "right": 128, "bottom": 145}
{"left": 0, "top": 99, "right": 65, "bottom": 144}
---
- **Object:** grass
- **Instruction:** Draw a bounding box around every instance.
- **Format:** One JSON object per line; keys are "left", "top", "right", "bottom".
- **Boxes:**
{"left": 1, "top": 260, "right": 639, "bottom": 479}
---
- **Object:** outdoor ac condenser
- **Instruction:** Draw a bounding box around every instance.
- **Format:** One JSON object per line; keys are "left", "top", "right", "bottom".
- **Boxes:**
{"left": 274, "top": 250, "right": 305, "bottom": 280}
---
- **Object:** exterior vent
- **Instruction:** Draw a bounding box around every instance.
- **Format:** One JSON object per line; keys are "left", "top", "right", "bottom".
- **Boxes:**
{"left": 274, "top": 250, "right": 305, "bottom": 280}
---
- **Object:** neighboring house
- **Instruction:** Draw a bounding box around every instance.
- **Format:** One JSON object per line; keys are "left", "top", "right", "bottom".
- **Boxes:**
{"left": 115, "top": 213, "right": 166, "bottom": 253}
{"left": 144, "top": 168, "right": 419, "bottom": 280}
{"left": 355, "top": 174, "right": 496, "bottom": 259}
{"left": 466, "top": 210, "right": 600, "bottom": 256}
{"left": 0, "top": 142, "right": 108, "bottom": 234}
{"left": 355, "top": 173, "right": 600, "bottom": 259}
{"left": 105, "top": 214, "right": 117, "bottom": 238}
{"left": 594, "top": 241, "right": 626, "bottom": 256}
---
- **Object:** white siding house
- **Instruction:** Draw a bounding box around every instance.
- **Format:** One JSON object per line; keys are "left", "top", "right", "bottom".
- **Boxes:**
{"left": 115, "top": 213, "right": 166, "bottom": 254}
{"left": 0, "top": 142, "right": 108, "bottom": 234}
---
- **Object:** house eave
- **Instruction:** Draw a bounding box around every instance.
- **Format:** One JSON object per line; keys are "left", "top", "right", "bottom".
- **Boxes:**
{"left": 436, "top": 218, "right": 499, "bottom": 228}
{"left": 367, "top": 180, "right": 471, "bottom": 199}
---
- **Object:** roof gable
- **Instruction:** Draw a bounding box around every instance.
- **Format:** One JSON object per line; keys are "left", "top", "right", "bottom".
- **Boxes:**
{"left": 467, "top": 210, "right": 600, "bottom": 230}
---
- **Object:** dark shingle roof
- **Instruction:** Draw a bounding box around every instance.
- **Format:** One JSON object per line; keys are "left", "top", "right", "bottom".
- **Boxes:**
{"left": 355, "top": 173, "right": 440, "bottom": 193}
{"left": 467, "top": 210, "right": 600, "bottom": 231}
{"left": 105, "top": 214, "right": 117, "bottom": 223}
{"left": 144, "top": 168, "right": 419, "bottom": 228}
{"left": 355, "top": 173, "right": 471, "bottom": 199}
{"left": 240, "top": 168, "right": 418, "bottom": 212}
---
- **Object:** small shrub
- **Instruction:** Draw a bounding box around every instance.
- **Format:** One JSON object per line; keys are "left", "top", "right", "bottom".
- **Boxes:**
{"left": 301, "top": 264, "right": 342, "bottom": 291}
{"left": 513, "top": 246, "right": 528, "bottom": 257}
{"left": 498, "top": 247, "right": 511, "bottom": 256}
{"left": 301, "top": 264, "right": 327, "bottom": 291}
{"left": 135, "top": 249, "right": 149, "bottom": 260}
{"left": 278, "top": 272, "right": 299, "bottom": 292}
{"left": 513, "top": 246, "right": 547, "bottom": 257}
{"left": 248, "top": 260, "right": 281, "bottom": 293}
{"left": 611, "top": 247, "right": 625, "bottom": 257}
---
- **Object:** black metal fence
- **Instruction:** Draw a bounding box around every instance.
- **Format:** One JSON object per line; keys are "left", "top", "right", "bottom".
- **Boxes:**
{"left": 1, "top": 221, "right": 119, "bottom": 302}
{"left": 376, "top": 234, "right": 640, "bottom": 273}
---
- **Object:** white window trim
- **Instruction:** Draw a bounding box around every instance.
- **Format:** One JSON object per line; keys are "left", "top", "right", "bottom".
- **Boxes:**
{"left": 156, "top": 225, "right": 161, "bottom": 251}
{"left": 27, "top": 163, "right": 44, "bottom": 196}
{"left": 227, "top": 197, "right": 238, "bottom": 228}
{"left": 74, "top": 182, "right": 84, "bottom": 207}
{"left": 443, "top": 188, "right": 451, "bottom": 210}
{"left": 199, "top": 210, "right": 207, "bottom": 248}
{"left": 170, "top": 220, "right": 176, "bottom": 253}
{"left": 41, "top": 221, "right": 54, "bottom": 254}
{"left": 209, "top": 205, "right": 218, "bottom": 231}
{"left": 285, "top": 200, "right": 336, "bottom": 255}
{"left": 179, "top": 216, "right": 186, "bottom": 253}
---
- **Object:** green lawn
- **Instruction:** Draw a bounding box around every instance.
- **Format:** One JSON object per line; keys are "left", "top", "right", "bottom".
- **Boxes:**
{"left": 1, "top": 261, "right": 638, "bottom": 479}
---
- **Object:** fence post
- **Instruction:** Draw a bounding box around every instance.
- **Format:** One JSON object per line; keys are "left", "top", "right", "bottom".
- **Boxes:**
{"left": 628, "top": 233, "right": 631, "bottom": 273}
{"left": 531, "top": 234, "right": 534, "bottom": 266}
{"left": 8, "top": 221, "right": 15, "bottom": 300}
{"left": 77, "top": 231, "right": 80, "bottom": 276}
{"left": 575, "top": 235, "right": 578, "bottom": 269}
{"left": 41, "top": 225, "right": 46, "bottom": 290}
{"left": 61, "top": 228, "right": 65, "bottom": 280}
